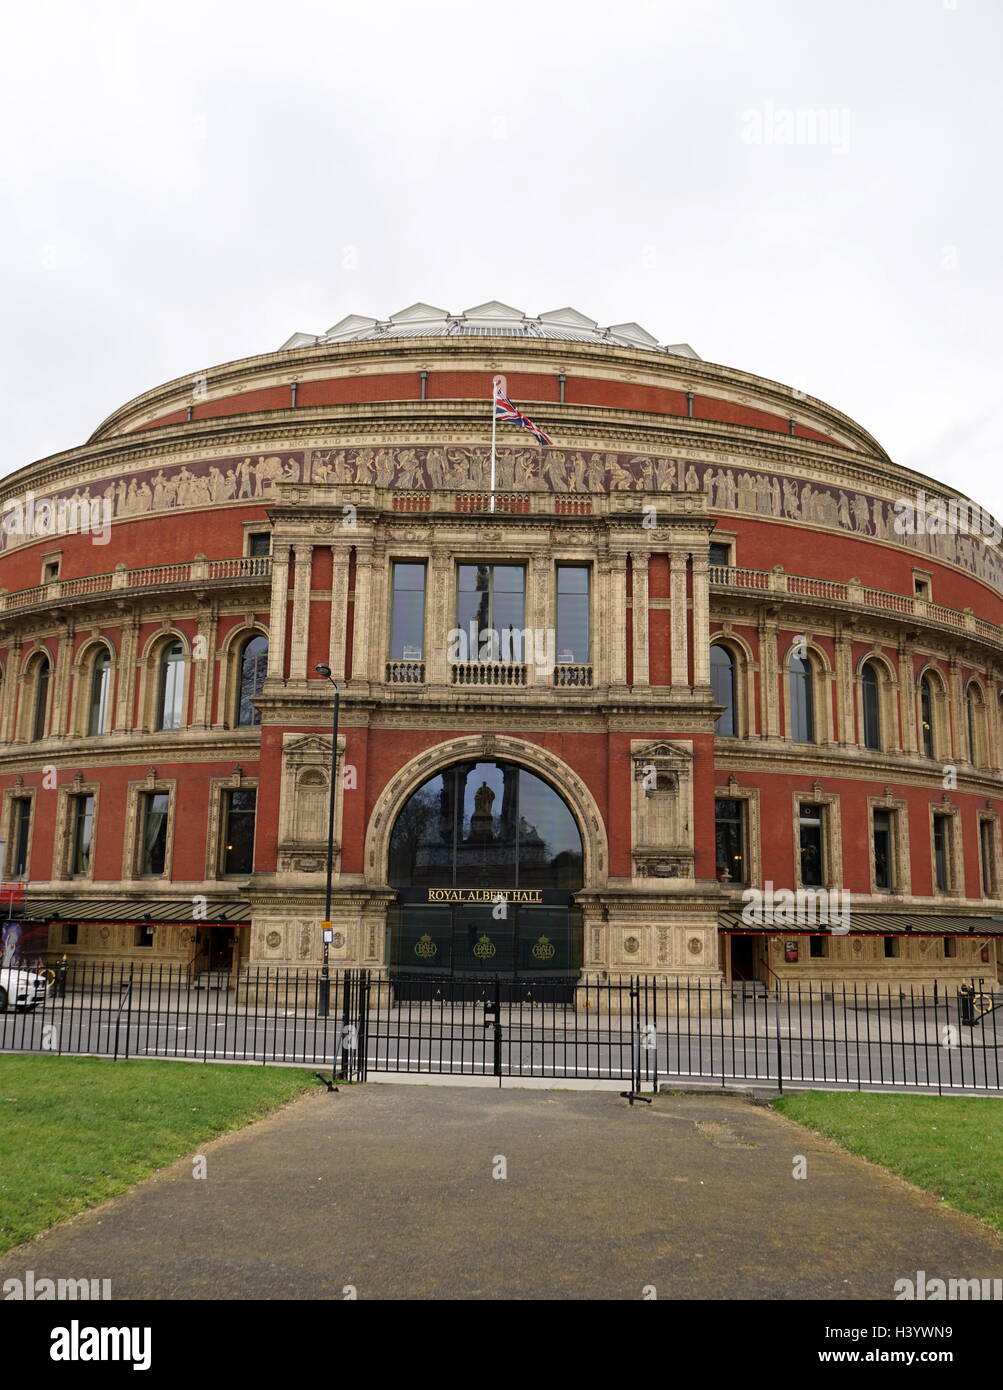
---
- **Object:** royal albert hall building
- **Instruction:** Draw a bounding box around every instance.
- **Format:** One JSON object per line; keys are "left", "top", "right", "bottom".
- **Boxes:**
{"left": 2, "top": 299, "right": 1003, "bottom": 995}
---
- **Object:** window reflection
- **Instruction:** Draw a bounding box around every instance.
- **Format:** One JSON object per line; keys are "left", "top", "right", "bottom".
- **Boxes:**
{"left": 388, "top": 760, "right": 584, "bottom": 892}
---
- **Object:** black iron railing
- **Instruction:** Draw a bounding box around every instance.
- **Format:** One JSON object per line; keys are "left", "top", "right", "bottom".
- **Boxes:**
{"left": 1, "top": 962, "right": 1001, "bottom": 1094}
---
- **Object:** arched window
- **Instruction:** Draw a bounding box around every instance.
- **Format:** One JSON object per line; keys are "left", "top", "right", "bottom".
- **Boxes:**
{"left": 710, "top": 644, "right": 736, "bottom": 736}
{"left": 967, "top": 683, "right": 986, "bottom": 765}
{"left": 236, "top": 634, "right": 268, "bottom": 727}
{"left": 30, "top": 656, "right": 50, "bottom": 742}
{"left": 88, "top": 648, "right": 111, "bottom": 736}
{"left": 920, "top": 675, "right": 935, "bottom": 759}
{"left": 861, "top": 662, "right": 882, "bottom": 751}
{"left": 156, "top": 641, "right": 185, "bottom": 731}
{"left": 788, "top": 654, "right": 815, "bottom": 744}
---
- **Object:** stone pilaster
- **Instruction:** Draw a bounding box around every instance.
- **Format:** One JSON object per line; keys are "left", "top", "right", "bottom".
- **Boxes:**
{"left": 760, "top": 614, "right": 780, "bottom": 737}
{"left": 427, "top": 547, "right": 452, "bottom": 687}
{"left": 328, "top": 545, "right": 351, "bottom": 681}
{"left": 631, "top": 551, "right": 649, "bottom": 688}
{"left": 608, "top": 551, "right": 628, "bottom": 689}
{"left": 669, "top": 549, "right": 689, "bottom": 688}
{"left": 287, "top": 543, "right": 314, "bottom": 679}
{"left": 266, "top": 546, "right": 291, "bottom": 680}
{"left": 690, "top": 549, "right": 710, "bottom": 687}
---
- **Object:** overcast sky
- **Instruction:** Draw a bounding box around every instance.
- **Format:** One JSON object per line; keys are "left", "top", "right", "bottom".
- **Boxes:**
{"left": 2, "top": 0, "right": 1000, "bottom": 517}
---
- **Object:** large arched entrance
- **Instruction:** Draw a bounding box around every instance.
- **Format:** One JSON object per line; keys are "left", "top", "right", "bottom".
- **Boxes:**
{"left": 386, "top": 758, "right": 584, "bottom": 991}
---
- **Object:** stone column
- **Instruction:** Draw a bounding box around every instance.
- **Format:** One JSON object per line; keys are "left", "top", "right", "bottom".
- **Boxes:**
{"left": 760, "top": 614, "right": 780, "bottom": 737}
{"left": 328, "top": 545, "right": 351, "bottom": 681}
{"left": 833, "top": 628, "right": 855, "bottom": 744}
{"left": 630, "top": 551, "right": 649, "bottom": 688}
{"left": 608, "top": 552, "right": 629, "bottom": 689}
{"left": 193, "top": 607, "right": 218, "bottom": 728}
{"left": 889, "top": 639, "right": 916, "bottom": 750}
{"left": 51, "top": 627, "right": 74, "bottom": 737}
{"left": 669, "top": 549, "right": 689, "bottom": 688}
{"left": 350, "top": 542, "right": 375, "bottom": 687}
{"left": 427, "top": 547, "right": 452, "bottom": 687}
{"left": 0, "top": 637, "right": 21, "bottom": 741}
{"left": 266, "top": 546, "right": 291, "bottom": 680}
{"left": 948, "top": 657, "right": 965, "bottom": 762}
{"left": 690, "top": 549, "right": 710, "bottom": 687}
{"left": 114, "top": 615, "right": 140, "bottom": 732}
{"left": 365, "top": 541, "right": 388, "bottom": 686}
{"left": 525, "top": 552, "right": 549, "bottom": 686}
{"left": 287, "top": 543, "right": 314, "bottom": 680}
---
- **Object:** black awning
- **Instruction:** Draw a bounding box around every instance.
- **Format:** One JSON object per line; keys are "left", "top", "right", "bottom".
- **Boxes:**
{"left": 24, "top": 898, "right": 252, "bottom": 925}
{"left": 719, "top": 909, "right": 1003, "bottom": 936}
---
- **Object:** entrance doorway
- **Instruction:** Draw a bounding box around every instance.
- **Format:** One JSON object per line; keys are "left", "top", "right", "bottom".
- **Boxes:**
{"left": 385, "top": 758, "right": 585, "bottom": 995}
{"left": 729, "top": 933, "right": 755, "bottom": 982}
{"left": 192, "top": 926, "right": 235, "bottom": 978}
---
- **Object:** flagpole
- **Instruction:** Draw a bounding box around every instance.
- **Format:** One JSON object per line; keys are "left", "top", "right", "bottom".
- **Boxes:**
{"left": 489, "top": 377, "right": 499, "bottom": 514}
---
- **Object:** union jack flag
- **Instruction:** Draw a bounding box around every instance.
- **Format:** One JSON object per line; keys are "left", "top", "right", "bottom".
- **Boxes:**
{"left": 494, "top": 389, "right": 552, "bottom": 446}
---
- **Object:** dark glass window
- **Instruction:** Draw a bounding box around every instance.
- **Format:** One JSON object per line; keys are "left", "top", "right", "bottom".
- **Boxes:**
{"left": 873, "top": 808, "right": 893, "bottom": 890}
{"left": 555, "top": 567, "right": 589, "bottom": 664}
{"left": 709, "top": 542, "right": 732, "bottom": 568}
{"left": 236, "top": 635, "right": 268, "bottom": 726}
{"left": 88, "top": 650, "right": 111, "bottom": 736}
{"left": 31, "top": 658, "right": 50, "bottom": 741}
{"left": 11, "top": 798, "right": 31, "bottom": 877}
{"left": 140, "top": 792, "right": 169, "bottom": 876}
{"left": 884, "top": 936, "right": 899, "bottom": 958}
{"left": 809, "top": 936, "right": 827, "bottom": 958}
{"left": 799, "top": 804, "right": 824, "bottom": 887}
{"left": 714, "top": 799, "right": 745, "bottom": 883}
{"left": 157, "top": 642, "right": 185, "bottom": 731}
{"left": 388, "top": 760, "right": 583, "bottom": 893}
{"left": 711, "top": 645, "right": 736, "bottom": 735}
{"left": 71, "top": 795, "right": 95, "bottom": 876}
{"left": 223, "top": 789, "right": 257, "bottom": 875}
{"left": 248, "top": 532, "right": 271, "bottom": 557}
{"left": 980, "top": 819, "right": 995, "bottom": 897}
{"left": 457, "top": 565, "right": 525, "bottom": 661}
{"left": 789, "top": 655, "right": 815, "bottom": 743}
{"left": 967, "top": 687, "right": 981, "bottom": 763}
{"left": 933, "top": 814, "right": 950, "bottom": 892}
{"left": 862, "top": 663, "right": 881, "bottom": 750}
{"left": 390, "top": 563, "right": 427, "bottom": 660}
{"left": 944, "top": 937, "right": 957, "bottom": 958}
{"left": 920, "top": 676, "right": 935, "bottom": 758}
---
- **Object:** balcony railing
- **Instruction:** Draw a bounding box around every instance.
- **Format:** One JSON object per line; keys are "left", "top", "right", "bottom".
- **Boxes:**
{"left": 0, "top": 555, "right": 272, "bottom": 613}
{"left": 709, "top": 565, "right": 998, "bottom": 644}
{"left": 450, "top": 662, "right": 528, "bottom": 686}
{"left": 385, "top": 660, "right": 426, "bottom": 685}
{"left": 553, "top": 663, "right": 593, "bottom": 687}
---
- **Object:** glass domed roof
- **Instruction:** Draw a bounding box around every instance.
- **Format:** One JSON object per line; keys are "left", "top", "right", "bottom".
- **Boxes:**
{"left": 281, "top": 300, "right": 699, "bottom": 358}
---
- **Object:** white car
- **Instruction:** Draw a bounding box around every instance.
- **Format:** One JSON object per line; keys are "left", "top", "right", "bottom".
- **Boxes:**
{"left": 0, "top": 966, "right": 48, "bottom": 1012}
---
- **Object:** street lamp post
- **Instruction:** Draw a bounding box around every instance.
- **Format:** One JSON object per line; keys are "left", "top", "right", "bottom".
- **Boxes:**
{"left": 315, "top": 663, "right": 340, "bottom": 1017}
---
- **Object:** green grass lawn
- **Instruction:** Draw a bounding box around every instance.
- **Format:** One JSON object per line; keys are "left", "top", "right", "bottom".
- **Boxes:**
{"left": 0, "top": 1055, "right": 318, "bottom": 1253}
{"left": 773, "top": 1091, "right": 1003, "bottom": 1232}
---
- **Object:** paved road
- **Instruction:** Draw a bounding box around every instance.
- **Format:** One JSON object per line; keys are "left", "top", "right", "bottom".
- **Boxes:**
{"left": 1, "top": 1086, "right": 1001, "bottom": 1300}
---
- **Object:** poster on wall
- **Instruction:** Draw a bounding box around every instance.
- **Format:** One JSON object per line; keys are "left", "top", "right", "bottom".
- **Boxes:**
{"left": 784, "top": 939, "right": 799, "bottom": 963}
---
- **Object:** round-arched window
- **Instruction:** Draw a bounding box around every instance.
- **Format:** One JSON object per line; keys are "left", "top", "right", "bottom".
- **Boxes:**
{"left": 711, "top": 644, "right": 736, "bottom": 736}
{"left": 236, "top": 634, "right": 268, "bottom": 726}
{"left": 388, "top": 760, "right": 584, "bottom": 893}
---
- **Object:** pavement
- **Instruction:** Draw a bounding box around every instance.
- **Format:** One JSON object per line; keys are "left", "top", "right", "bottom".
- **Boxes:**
{"left": 2, "top": 1084, "right": 1002, "bottom": 1300}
